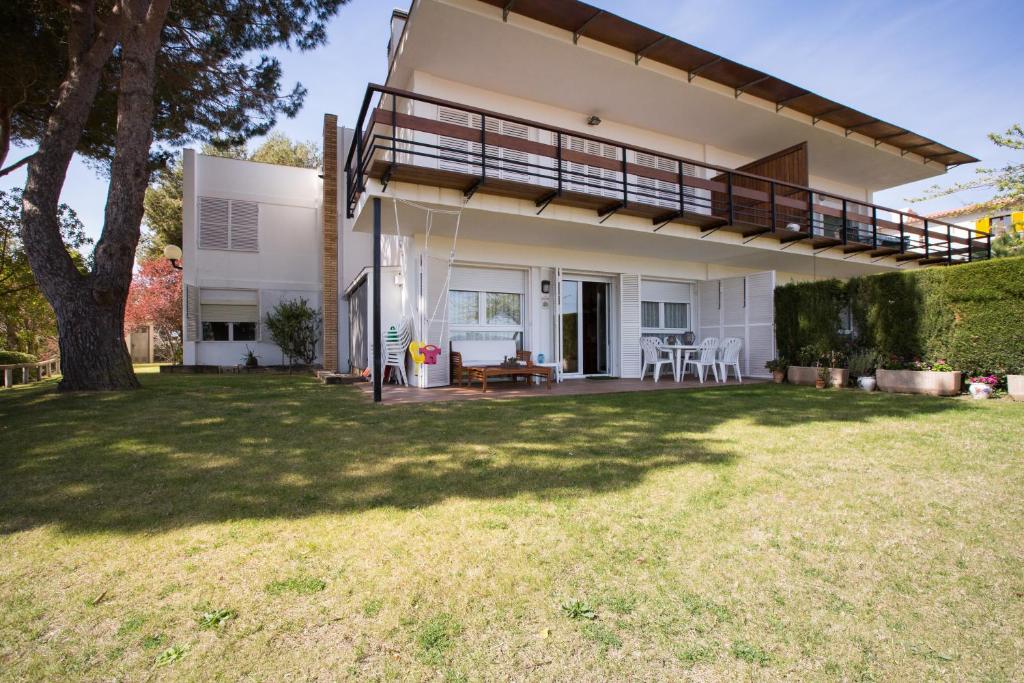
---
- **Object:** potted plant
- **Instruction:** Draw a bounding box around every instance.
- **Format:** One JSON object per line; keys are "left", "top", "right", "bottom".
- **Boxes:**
{"left": 967, "top": 374, "right": 997, "bottom": 400}
{"left": 765, "top": 358, "right": 788, "bottom": 384}
{"left": 242, "top": 346, "right": 260, "bottom": 369}
{"left": 815, "top": 363, "right": 829, "bottom": 389}
{"left": 825, "top": 349, "right": 849, "bottom": 388}
{"left": 787, "top": 344, "right": 827, "bottom": 386}
{"left": 847, "top": 348, "right": 881, "bottom": 392}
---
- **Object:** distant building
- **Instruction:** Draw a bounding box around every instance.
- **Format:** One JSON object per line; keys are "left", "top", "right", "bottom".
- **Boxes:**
{"left": 928, "top": 197, "right": 1024, "bottom": 238}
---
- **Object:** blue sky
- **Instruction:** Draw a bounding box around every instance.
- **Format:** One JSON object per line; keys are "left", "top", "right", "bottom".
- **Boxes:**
{"left": 3, "top": 0, "right": 1022, "bottom": 243}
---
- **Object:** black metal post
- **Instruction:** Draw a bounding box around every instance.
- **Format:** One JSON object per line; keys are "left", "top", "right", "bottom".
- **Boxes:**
{"left": 924, "top": 219, "right": 930, "bottom": 257}
{"left": 678, "top": 162, "right": 686, "bottom": 214}
{"left": 621, "top": 146, "right": 628, "bottom": 207}
{"left": 841, "top": 199, "right": 848, "bottom": 244}
{"left": 556, "top": 132, "right": 562, "bottom": 195}
{"left": 390, "top": 93, "right": 397, "bottom": 164}
{"left": 372, "top": 197, "right": 382, "bottom": 403}
{"left": 946, "top": 224, "right": 953, "bottom": 264}
{"left": 480, "top": 114, "right": 487, "bottom": 181}
{"left": 871, "top": 207, "right": 878, "bottom": 248}
{"left": 769, "top": 181, "right": 777, "bottom": 233}
{"left": 355, "top": 124, "right": 365, "bottom": 193}
{"left": 899, "top": 213, "right": 905, "bottom": 252}
{"left": 726, "top": 172, "right": 735, "bottom": 225}
{"left": 987, "top": 233, "right": 992, "bottom": 259}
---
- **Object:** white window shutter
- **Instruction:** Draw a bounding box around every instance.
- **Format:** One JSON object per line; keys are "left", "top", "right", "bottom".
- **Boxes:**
{"left": 619, "top": 274, "right": 641, "bottom": 378}
{"left": 185, "top": 284, "right": 199, "bottom": 341}
{"left": 229, "top": 200, "right": 259, "bottom": 251}
{"left": 744, "top": 271, "right": 775, "bottom": 377}
{"left": 697, "top": 279, "right": 721, "bottom": 342}
{"left": 420, "top": 254, "right": 451, "bottom": 387}
{"left": 198, "top": 196, "right": 229, "bottom": 250}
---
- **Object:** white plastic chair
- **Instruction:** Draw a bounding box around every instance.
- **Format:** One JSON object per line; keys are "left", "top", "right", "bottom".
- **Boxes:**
{"left": 684, "top": 337, "right": 719, "bottom": 383}
{"left": 716, "top": 337, "right": 743, "bottom": 383}
{"left": 383, "top": 319, "right": 412, "bottom": 386}
{"left": 640, "top": 337, "right": 675, "bottom": 383}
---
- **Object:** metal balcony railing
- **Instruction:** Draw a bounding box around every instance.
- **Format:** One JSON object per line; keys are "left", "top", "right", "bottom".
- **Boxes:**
{"left": 345, "top": 84, "right": 991, "bottom": 265}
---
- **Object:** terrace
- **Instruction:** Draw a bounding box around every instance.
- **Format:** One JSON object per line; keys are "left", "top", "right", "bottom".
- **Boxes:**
{"left": 346, "top": 84, "right": 992, "bottom": 266}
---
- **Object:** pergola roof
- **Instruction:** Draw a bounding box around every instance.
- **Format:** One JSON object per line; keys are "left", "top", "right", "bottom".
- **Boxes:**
{"left": 478, "top": 0, "right": 978, "bottom": 167}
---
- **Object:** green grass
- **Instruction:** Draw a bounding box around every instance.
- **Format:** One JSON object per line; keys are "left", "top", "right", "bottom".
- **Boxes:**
{"left": 1, "top": 372, "right": 1022, "bottom": 680}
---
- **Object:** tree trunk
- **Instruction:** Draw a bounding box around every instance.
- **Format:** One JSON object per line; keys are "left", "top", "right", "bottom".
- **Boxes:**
{"left": 54, "top": 288, "right": 138, "bottom": 390}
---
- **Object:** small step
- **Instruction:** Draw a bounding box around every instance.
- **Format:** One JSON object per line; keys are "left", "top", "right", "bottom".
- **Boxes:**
{"left": 317, "top": 371, "right": 363, "bottom": 385}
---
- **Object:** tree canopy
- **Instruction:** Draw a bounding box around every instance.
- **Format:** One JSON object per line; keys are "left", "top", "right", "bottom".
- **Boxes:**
{"left": 0, "top": 189, "right": 91, "bottom": 355}
{"left": 913, "top": 124, "right": 1024, "bottom": 211}
{"left": 8, "top": 0, "right": 349, "bottom": 390}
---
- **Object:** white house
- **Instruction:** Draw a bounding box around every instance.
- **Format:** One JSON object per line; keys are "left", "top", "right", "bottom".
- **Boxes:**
{"left": 182, "top": 0, "right": 989, "bottom": 396}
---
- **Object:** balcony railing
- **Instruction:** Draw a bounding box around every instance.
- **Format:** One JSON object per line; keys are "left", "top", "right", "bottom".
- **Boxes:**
{"left": 345, "top": 84, "right": 991, "bottom": 265}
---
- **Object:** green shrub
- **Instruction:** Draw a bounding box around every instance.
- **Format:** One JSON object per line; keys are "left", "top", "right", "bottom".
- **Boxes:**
{"left": 774, "top": 256, "right": 1024, "bottom": 376}
{"left": 0, "top": 350, "right": 38, "bottom": 365}
{"left": 263, "top": 298, "right": 322, "bottom": 365}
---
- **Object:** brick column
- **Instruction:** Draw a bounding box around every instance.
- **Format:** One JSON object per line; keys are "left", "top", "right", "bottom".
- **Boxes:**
{"left": 322, "top": 114, "right": 339, "bottom": 372}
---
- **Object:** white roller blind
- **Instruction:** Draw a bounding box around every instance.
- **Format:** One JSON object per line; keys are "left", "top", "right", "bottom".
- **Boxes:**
{"left": 450, "top": 266, "right": 525, "bottom": 294}
{"left": 641, "top": 280, "right": 692, "bottom": 304}
{"left": 201, "top": 304, "right": 258, "bottom": 323}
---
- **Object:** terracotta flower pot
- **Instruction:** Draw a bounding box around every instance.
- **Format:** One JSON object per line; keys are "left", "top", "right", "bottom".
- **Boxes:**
{"left": 815, "top": 378, "right": 826, "bottom": 389}
{"left": 772, "top": 370, "right": 785, "bottom": 384}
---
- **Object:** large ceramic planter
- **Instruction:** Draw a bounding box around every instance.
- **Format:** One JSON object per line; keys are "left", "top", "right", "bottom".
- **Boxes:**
{"left": 876, "top": 369, "right": 962, "bottom": 397}
{"left": 827, "top": 368, "right": 849, "bottom": 388}
{"left": 1008, "top": 375, "right": 1024, "bottom": 401}
{"left": 788, "top": 366, "right": 848, "bottom": 388}
{"left": 857, "top": 376, "right": 876, "bottom": 392}
{"left": 968, "top": 383, "right": 993, "bottom": 400}
{"left": 787, "top": 366, "right": 819, "bottom": 386}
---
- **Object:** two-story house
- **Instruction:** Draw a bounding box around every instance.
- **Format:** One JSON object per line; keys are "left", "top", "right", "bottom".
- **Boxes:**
{"left": 182, "top": 0, "right": 989, "bottom": 399}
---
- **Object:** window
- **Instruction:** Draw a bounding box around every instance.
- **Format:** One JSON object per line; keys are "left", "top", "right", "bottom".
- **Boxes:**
{"left": 200, "top": 289, "right": 259, "bottom": 342}
{"left": 449, "top": 289, "right": 524, "bottom": 348}
{"left": 641, "top": 301, "right": 691, "bottom": 333}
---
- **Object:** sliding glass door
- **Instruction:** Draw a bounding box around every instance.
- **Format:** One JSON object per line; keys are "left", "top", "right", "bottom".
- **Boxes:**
{"left": 561, "top": 279, "right": 609, "bottom": 376}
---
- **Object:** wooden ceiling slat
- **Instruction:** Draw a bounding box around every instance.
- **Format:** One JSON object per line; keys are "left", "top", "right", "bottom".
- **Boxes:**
{"left": 471, "top": 0, "right": 978, "bottom": 164}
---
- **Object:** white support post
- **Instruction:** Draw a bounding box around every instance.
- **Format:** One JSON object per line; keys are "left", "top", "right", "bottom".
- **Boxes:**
{"left": 3, "top": 368, "right": 11, "bottom": 388}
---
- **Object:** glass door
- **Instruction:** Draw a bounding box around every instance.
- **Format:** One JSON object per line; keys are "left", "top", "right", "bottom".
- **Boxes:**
{"left": 560, "top": 279, "right": 609, "bottom": 376}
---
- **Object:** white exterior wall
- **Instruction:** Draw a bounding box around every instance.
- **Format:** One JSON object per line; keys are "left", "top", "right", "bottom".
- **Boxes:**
{"left": 182, "top": 151, "right": 323, "bottom": 366}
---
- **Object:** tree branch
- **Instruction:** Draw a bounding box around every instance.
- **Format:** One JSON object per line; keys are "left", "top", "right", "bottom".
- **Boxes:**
{"left": 0, "top": 153, "right": 36, "bottom": 178}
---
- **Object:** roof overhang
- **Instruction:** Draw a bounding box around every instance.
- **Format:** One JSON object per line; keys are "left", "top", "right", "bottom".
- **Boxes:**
{"left": 388, "top": 0, "right": 976, "bottom": 192}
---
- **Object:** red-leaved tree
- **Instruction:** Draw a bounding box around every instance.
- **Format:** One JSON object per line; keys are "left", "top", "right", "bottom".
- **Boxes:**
{"left": 124, "top": 258, "right": 181, "bottom": 362}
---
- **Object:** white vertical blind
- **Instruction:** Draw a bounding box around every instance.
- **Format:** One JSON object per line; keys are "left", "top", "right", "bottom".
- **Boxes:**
{"left": 697, "top": 272, "right": 775, "bottom": 377}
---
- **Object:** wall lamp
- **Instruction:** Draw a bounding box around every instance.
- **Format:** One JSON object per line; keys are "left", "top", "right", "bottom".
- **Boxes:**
{"left": 541, "top": 279, "right": 551, "bottom": 294}
{"left": 164, "top": 244, "right": 183, "bottom": 270}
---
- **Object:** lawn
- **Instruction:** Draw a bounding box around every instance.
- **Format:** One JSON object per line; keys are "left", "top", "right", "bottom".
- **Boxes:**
{"left": 1, "top": 370, "right": 1022, "bottom": 681}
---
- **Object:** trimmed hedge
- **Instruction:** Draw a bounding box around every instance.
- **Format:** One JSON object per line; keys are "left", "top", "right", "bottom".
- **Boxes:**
{"left": 0, "top": 350, "right": 38, "bottom": 365}
{"left": 775, "top": 256, "right": 1024, "bottom": 376}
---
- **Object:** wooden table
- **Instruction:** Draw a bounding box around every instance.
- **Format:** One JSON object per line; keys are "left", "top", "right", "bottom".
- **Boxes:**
{"left": 657, "top": 344, "right": 700, "bottom": 382}
{"left": 464, "top": 364, "right": 553, "bottom": 392}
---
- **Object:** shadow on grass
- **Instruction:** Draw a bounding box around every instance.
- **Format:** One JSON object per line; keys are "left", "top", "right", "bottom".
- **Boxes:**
{"left": 0, "top": 374, "right": 967, "bottom": 535}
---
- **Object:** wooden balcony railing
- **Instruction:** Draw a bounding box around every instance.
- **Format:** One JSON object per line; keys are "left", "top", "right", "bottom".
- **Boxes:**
{"left": 345, "top": 84, "right": 991, "bottom": 265}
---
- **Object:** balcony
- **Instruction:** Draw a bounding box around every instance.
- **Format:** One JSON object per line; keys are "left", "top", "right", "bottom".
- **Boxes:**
{"left": 346, "top": 85, "right": 991, "bottom": 265}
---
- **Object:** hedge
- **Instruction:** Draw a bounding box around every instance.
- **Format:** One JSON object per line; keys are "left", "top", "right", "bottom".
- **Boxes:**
{"left": 775, "top": 256, "right": 1024, "bottom": 376}
{"left": 0, "top": 350, "right": 38, "bottom": 365}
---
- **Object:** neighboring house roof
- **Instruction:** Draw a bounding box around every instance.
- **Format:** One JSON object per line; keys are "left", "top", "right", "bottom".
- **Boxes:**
{"left": 480, "top": 0, "right": 978, "bottom": 167}
{"left": 926, "top": 196, "right": 1024, "bottom": 219}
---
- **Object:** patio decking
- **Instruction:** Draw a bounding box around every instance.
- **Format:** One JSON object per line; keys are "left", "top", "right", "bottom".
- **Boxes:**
{"left": 357, "top": 375, "right": 765, "bottom": 404}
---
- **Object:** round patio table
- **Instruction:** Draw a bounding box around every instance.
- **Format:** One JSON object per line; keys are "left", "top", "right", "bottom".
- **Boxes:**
{"left": 657, "top": 344, "right": 700, "bottom": 382}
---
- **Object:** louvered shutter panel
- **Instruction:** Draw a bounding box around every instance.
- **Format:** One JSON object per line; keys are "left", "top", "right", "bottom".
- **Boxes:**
{"left": 229, "top": 200, "right": 259, "bottom": 251}
{"left": 721, "top": 277, "right": 746, "bottom": 351}
{"left": 563, "top": 136, "right": 587, "bottom": 194}
{"left": 198, "top": 196, "right": 230, "bottom": 250}
{"left": 438, "top": 107, "right": 481, "bottom": 175}
{"left": 697, "top": 280, "right": 721, "bottom": 342}
{"left": 619, "top": 274, "right": 641, "bottom": 378}
{"left": 419, "top": 255, "right": 451, "bottom": 387}
{"left": 498, "top": 120, "right": 530, "bottom": 182}
{"left": 744, "top": 271, "right": 775, "bottom": 377}
{"left": 185, "top": 284, "right": 199, "bottom": 341}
